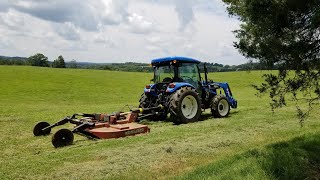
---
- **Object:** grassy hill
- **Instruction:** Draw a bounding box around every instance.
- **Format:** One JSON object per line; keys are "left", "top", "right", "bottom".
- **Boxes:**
{"left": 0, "top": 66, "right": 319, "bottom": 179}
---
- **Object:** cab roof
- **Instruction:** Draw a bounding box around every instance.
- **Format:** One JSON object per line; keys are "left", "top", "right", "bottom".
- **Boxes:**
{"left": 151, "top": 56, "right": 201, "bottom": 66}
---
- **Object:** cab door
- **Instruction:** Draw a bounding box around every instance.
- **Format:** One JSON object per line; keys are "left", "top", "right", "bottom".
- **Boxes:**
{"left": 179, "top": 63, "right": 202, "bottom": 94}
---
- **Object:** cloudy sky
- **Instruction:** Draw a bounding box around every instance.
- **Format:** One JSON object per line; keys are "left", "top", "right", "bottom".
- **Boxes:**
{"left": 0, "top": 0, "right": 247, "bottom": 65}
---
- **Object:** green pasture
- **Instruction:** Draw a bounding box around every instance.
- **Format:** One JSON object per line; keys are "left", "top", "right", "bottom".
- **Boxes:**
{"left": 0, "top": 66, "right": 319, "bottom": 179}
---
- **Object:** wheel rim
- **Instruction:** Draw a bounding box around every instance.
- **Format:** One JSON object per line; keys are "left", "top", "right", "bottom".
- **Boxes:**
{"left": 218, "top": 99, "right": 229, "bottom": 116}
{"left": 181, "top": 95, "right": 198, "bottom": 119}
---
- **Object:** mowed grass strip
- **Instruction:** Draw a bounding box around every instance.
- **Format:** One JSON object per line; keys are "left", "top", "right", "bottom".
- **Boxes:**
{"left": 0, "top": 66, "right": 319, "bottom": 179}
{"left": 177, "top": 132, "right": 320, "bottom": 180}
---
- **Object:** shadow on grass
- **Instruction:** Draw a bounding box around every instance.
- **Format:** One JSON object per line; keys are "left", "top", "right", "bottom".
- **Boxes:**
{"left": 140, "top": 111, "right": 237, "bottom": 125}
{"left": 178, "top": 133, "right": 320, "bottom": 179}
{"left": 255, "top": 133, "right": 320, "bottom": 179}
{"left": 170, "top": 113, "right": 215, "bottom": 125}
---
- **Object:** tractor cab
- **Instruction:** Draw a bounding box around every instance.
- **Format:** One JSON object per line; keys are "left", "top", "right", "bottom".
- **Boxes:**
{"left": 150, "top": 57, "right": 202, "bottom": 93}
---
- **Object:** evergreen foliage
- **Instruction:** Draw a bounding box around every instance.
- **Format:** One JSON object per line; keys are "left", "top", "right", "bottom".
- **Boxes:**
{"left": 52, "top": 55, "right": 66, "bottom": 68}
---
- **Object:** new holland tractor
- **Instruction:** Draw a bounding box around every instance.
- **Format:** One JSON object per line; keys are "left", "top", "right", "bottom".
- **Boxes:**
{"left": 139, "top": 56, "right": 237, "bottom": 124}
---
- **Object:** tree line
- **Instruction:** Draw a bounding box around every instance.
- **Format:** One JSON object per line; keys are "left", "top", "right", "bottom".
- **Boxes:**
{"left": 0, "top": 53, "right": 278, "bottom": 72}
{"left": 0, "top": 53, "right": 77, "bottom": 68}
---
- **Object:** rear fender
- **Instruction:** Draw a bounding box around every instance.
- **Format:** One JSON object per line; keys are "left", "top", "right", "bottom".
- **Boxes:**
{"left": 144, "top": 84, "right": 158, "bottom": 96}
{"left": 166, "top": 83, "right": 195, "bottom": 93}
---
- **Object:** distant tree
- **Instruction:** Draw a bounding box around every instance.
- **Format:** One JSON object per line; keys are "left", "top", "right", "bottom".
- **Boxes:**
{"left": 0, "top": 59, "right": 8, "bottom": 65}
{"left": 28, "top": 53, "right": 49, "bottom": 67}
{"left": 223, "top": 0, "right": 320, "bottom": 121}
{"left": 67, "top": 60, "right": 78, "bottom": 68}
{"left": 52, "top": 55, "right": 66, "bottom": 68}
{"left": 213, "top": 63, "right": 223, "bottom": 67}
{"left": 103, "top": 65, "right": 111, "bottom": 70}
{"left": 12, "top": 59, "right": 26, "bottom": 65}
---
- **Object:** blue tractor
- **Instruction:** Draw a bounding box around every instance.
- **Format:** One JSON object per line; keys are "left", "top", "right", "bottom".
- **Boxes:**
{"left": 139, "top": 57, "right": 237, "bottom": 124}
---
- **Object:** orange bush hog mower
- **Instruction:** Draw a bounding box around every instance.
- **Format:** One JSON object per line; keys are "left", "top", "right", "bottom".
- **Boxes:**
{"left": 33, "top": 106, "right": 162, "bottom": 148}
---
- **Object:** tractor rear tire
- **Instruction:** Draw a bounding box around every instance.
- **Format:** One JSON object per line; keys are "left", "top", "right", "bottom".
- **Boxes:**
{"left": 52, "top": 129, "right": 74, "bottom": 148}
{"left": 139, "top": 93, "right": 167, "bottom": 121}
{"left": 139, "top": 93, "right": 151, "bottom": 108}
{"left": 33, "top": 121, "right": 51, "bottom": 136}
{"left": 169, "top": 87, "right": 201, "bottom": 124}
{"left": 211, "top": 95, "right": 230, "bottom": 118}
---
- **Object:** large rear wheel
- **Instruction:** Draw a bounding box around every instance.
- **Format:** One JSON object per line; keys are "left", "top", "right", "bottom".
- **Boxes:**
{"left": 169, "top": 87, "right": 201, "bottom": 124}
{"left": 211, "top": 95, "right": 230, "bottom": 118}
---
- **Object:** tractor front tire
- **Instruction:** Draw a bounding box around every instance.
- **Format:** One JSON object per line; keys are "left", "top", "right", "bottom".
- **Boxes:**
{"left": 211, "top": 95, "right": 230, "bottom": 118}
{"left": 169, "top": 87, "right": 201, "bottom": 124}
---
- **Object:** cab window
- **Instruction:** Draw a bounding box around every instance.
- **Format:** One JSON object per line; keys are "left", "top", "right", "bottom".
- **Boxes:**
{"left": 179, "top": 63, "right": 200, "bottom": 87}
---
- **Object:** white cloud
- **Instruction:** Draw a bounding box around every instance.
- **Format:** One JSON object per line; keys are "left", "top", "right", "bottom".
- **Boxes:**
{"left": 93, "top": 33, "right": 117, "bottom": 48}
{"left": 0, "top": 9, "right": 25, "bottom": 28}
{"left": 0, "top": 37, "right": 13, "bottom": 50}
{"left": 146, "top": 36, "right": 163, "bottom": 44}
{"left": 174, "top": 0, "right": 195, "bottom": 31}
{"left": 127, "top": 13, "right": 153, "bottom": 34}
{"left": 0, "top": 1, "right": 9, "bottom": 12}
{"left": 0, "top": 0, "right": 247, "bottom": 65}
{"left": 54, "top": 22, "right": 80, "bottom": 41}
{"left": 100, "top": 0, "right": 129, "bottom": 25}
{"left": 7, "top": 0, "right": 130, "bottom": 31}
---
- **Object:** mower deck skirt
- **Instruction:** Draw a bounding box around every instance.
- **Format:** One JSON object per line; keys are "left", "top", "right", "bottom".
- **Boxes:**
{"left": 87, "top": 123, "right": 149, "bottom": 139}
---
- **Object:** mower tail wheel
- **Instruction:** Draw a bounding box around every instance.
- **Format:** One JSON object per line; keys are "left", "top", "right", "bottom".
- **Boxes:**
{"left": 211, "top": 95, "right": 230, "bottom": 118}
{"left": 52, "top": 129, "right": 74, "bottom": 148}
{"left": 33, "top": 121, "right": 51, "bottom": 136}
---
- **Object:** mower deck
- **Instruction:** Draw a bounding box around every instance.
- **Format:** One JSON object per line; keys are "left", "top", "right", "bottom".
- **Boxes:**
{"left": 88, "top": 123, "right": 149, "bottom": 139}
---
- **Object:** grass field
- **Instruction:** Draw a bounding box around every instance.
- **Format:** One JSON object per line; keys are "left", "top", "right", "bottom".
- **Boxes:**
{"left": 0, "top": 66, "right": 319, "bottom": 179}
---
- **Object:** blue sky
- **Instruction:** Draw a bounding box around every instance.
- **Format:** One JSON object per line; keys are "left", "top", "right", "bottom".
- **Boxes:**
{"left": 0, "top": 0, "right": 248, "bottom": 65}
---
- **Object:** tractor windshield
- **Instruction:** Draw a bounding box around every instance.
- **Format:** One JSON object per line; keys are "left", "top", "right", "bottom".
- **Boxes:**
{"left": 154, "top": 65, "right": 174, "bottom": 83}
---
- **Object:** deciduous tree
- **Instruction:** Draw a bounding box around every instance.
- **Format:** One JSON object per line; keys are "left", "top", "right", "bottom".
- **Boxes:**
{"left": 223, "top": 0, "right": 320, "bottom": 121}
{"left": 28, "top": 53, "right": 49, "bottom": 67}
